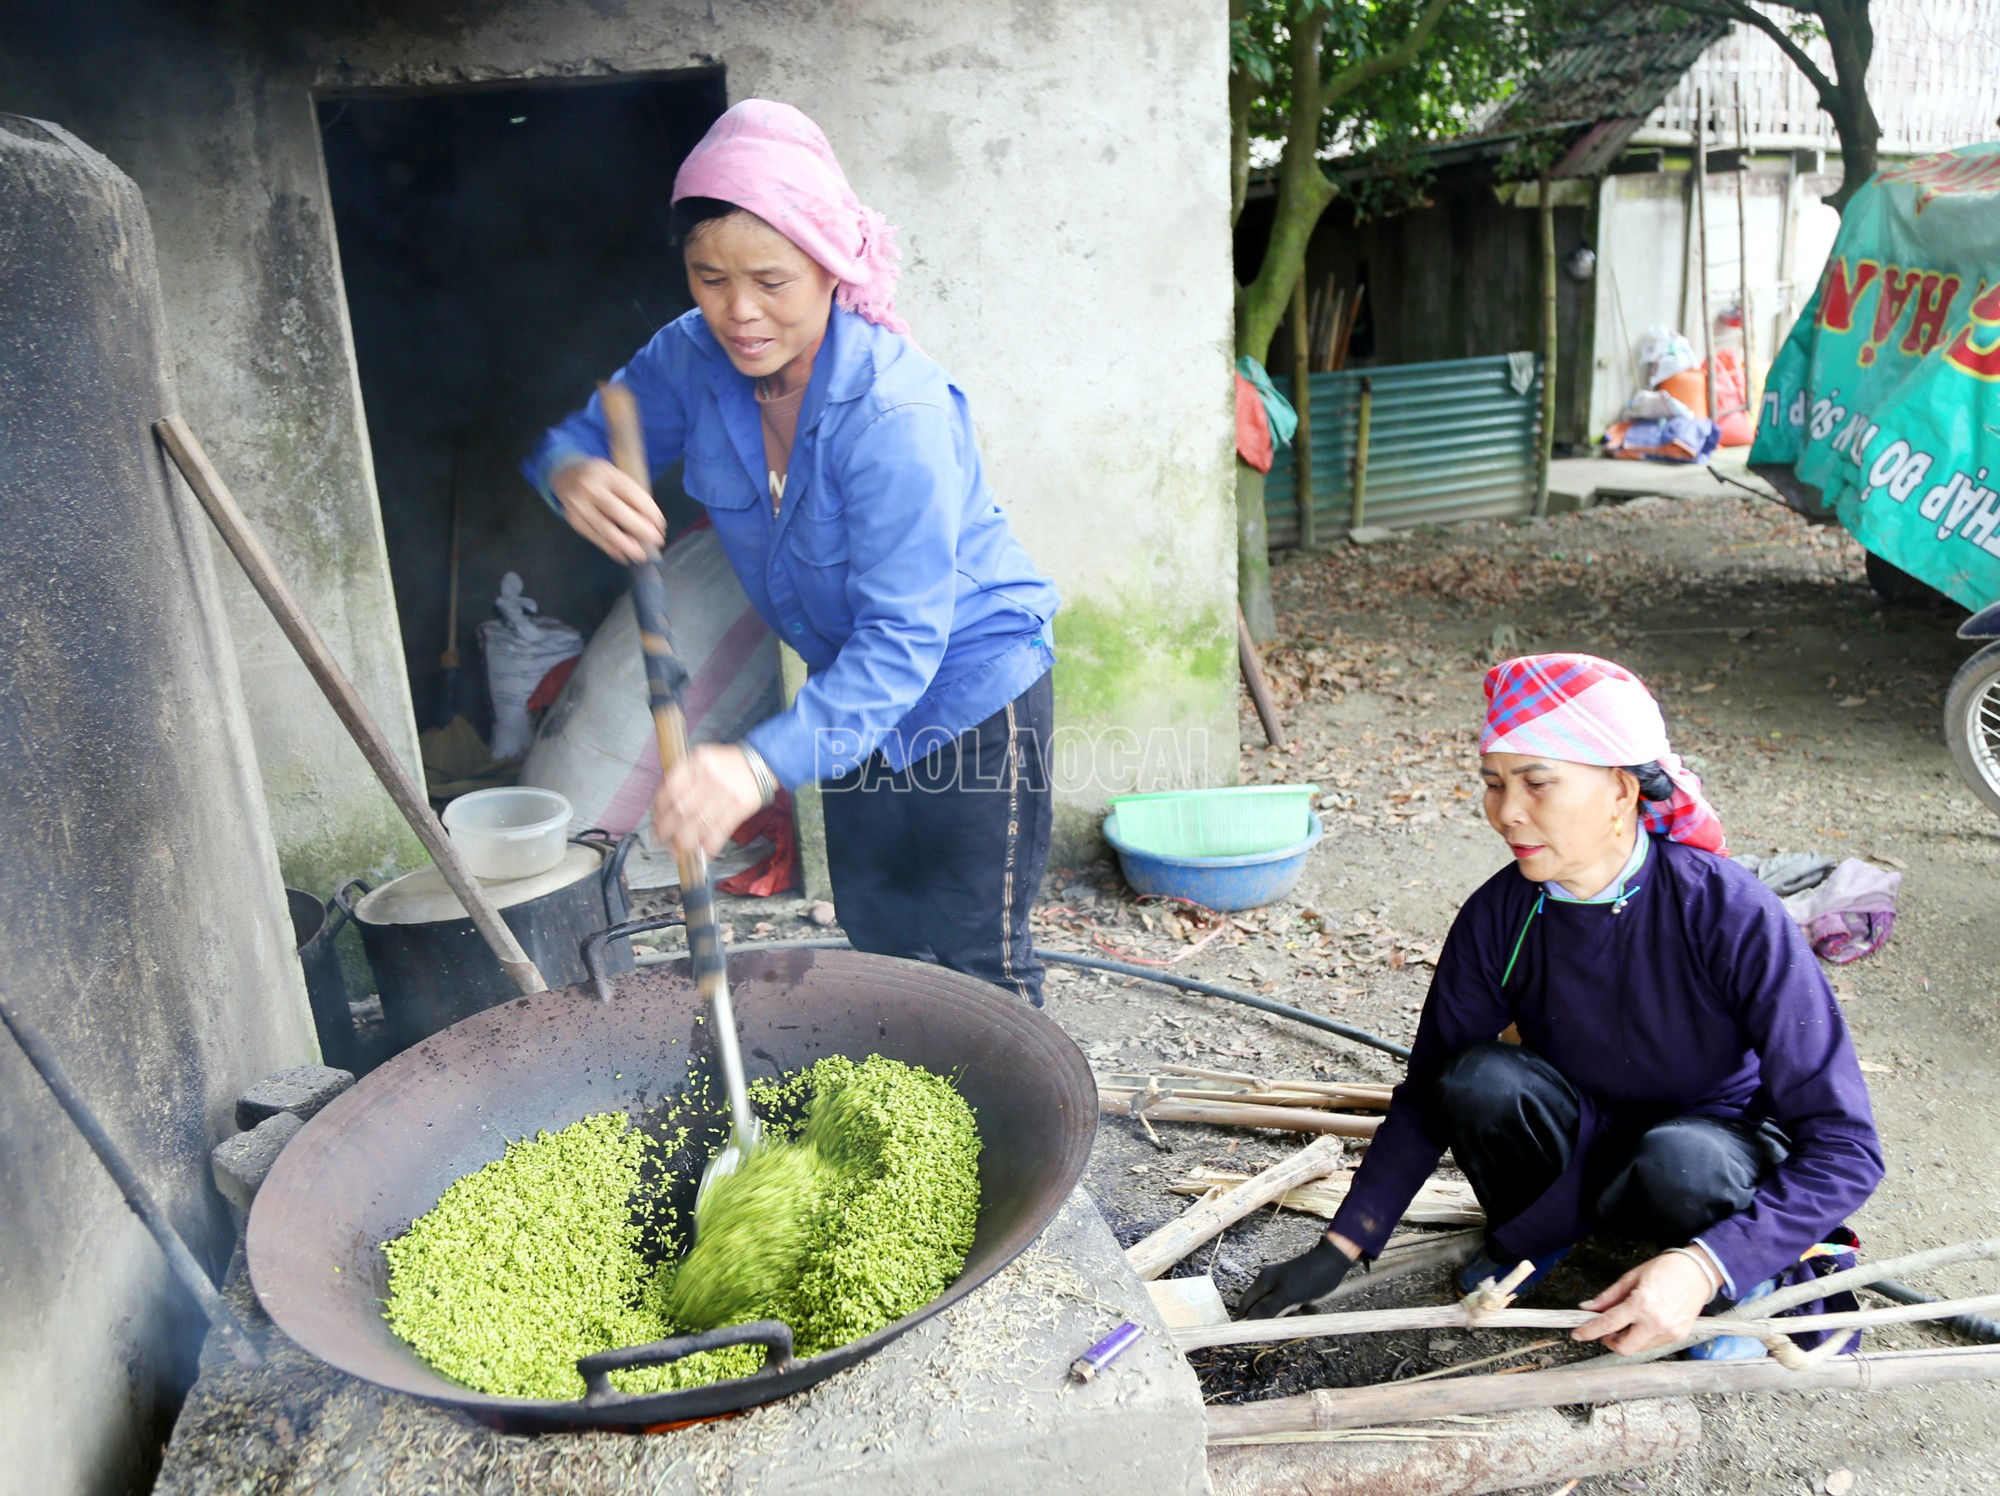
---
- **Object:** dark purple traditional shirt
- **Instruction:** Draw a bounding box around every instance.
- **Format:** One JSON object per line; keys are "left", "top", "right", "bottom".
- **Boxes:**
{"left": 1330, "top": 835, "right": 1884, "bottom": 1292}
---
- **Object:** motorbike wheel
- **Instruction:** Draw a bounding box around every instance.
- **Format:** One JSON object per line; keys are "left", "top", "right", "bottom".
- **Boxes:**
{"left": 1944, "top": 641, "right": 2000, "bottom": 816}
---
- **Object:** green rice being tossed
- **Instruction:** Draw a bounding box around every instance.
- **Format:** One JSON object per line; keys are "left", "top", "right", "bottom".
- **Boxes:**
{"left": 382, "top": 1055, "right": 981, "bottom": 1399}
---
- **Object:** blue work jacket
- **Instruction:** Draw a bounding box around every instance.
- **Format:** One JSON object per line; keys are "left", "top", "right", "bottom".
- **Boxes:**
{"left": 525, "top": 305, "right": 1058, "bottom": 790}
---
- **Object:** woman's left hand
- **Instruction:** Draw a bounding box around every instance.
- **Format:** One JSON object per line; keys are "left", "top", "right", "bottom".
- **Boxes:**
{"left": 651, "top": 744, "right": 764, "bottom": 860}
{"left": 1571, "top": 1251, "right": 1715, "bottom": 1355}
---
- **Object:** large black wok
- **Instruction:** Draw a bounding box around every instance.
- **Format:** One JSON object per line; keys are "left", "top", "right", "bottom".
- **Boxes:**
{"left": 245, "top": 943, "right": 1097, "bottom": 1431}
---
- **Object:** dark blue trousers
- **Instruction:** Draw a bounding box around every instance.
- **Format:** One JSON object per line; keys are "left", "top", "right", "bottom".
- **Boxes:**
{"left": 1432, "top": 1040, "right": 1789, "bottom": 1250}
{"left": 821, "top": 670, "right": 1053, "bottom": 1005}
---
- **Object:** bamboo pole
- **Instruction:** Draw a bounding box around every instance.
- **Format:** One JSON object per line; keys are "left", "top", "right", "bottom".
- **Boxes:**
{"left": 1734, "top": 80, "right": 1756, "bottom": 408}
{"left": 1349, "top": 376, "right": 1373, "bottom": 531}
{"left": 1694, "top": 87, "right": 1716, "bottom": 417}
{"left": 1290, "top": 273, "right": 1316, "bottom": 550}
{"left": 1100, "top": 1092, "right": 1381, "bottom": 1138}
{"left": 154, "top": 416, "right": 548, "bottom": 997}
{"left": 1126, "top": 1135, "right": 1346, "bottom": 1280}
{"left": 1205, "top": 1344, "right": 2000, "bottom": 1440}
{"left": 1177, "top": 1292, "right": 2000, "bottom": 1353}
{"left": 1533, "top": 166, "right": 1556, "bottom": 519}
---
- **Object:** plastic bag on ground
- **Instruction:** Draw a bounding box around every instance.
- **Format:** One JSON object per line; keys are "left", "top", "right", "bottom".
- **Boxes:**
{"left": 1638, "top": 325, "right": 1699, "bottom": 388}
{"left": 1782, "top": 858, "right": 1902, "bottom": 963}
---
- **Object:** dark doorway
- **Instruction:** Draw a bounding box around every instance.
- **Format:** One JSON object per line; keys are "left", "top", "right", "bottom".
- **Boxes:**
{"left": 318, "top": 72, "right": 724, "bottom": 734}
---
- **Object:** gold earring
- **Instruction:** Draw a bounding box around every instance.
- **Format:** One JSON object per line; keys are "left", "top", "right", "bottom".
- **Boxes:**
{"left": 1614, "top": 815, "right": 1624, "bottom": 836}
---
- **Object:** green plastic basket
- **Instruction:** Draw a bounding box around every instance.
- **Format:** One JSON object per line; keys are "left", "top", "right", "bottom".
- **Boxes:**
{"left": 1105, "top": 785, "right": 1320, "bottom": 859}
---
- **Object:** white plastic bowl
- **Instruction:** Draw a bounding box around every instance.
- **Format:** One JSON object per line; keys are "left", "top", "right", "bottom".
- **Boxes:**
{"left": 440, "top": 787, "right": 572, "bottom": 881}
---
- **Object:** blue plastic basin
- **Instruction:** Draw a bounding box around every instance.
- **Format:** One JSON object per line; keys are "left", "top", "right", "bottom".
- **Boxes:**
{"left": 1103, "top": 811, "right": 1323, "bottom": 912}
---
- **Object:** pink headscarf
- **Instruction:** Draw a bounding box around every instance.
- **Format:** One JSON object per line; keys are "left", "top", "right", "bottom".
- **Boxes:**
{"left": 673, "top": 100, "right": 911, "bottom": 337}
{"left": 1481, "top": 653, "right": 1727, "bottom": 855}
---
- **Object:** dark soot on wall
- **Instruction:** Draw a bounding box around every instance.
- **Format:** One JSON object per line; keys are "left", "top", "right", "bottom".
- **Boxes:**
{"left": 319, "top": 74, "right": 722, "bottom": 732}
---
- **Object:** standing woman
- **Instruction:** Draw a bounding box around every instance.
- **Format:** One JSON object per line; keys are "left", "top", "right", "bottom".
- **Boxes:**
{"left": 524, "top": 101, "right": 1060, "bottom": 1004}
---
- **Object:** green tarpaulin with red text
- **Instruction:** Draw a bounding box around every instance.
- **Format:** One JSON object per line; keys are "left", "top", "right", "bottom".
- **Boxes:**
{"left": 1752, "top": 143, "right": 2000, "bottom": 609}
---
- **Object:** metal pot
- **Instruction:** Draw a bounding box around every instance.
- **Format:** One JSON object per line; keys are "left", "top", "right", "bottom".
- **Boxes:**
{"left": 334, "top": 833, "right": 635, "bottom": 1056}
{"left": 244, "top": 942, "right": 1096, "bottom": 1432}
{"left": 285, "top": 888, "right": 357, "bottom": 1072}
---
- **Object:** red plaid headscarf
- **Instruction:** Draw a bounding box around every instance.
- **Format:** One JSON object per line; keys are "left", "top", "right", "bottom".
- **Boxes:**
{"left": 1482, "top": 653, "right": 1726, "bottom": 854}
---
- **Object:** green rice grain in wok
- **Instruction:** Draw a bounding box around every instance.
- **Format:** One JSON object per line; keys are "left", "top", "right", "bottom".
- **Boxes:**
{"left": 382, "top": 1055, "right": 981, "bottom": 1399}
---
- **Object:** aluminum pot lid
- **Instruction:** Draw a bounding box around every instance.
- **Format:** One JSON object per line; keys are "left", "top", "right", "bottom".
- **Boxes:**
{"left": 353, "top": 843, "right": 604, "bottom": 926}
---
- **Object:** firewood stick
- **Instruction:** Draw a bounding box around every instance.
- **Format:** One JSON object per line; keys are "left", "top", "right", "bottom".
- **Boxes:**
{"left": 1204, "top": 1343, "right": 2000, "bottom": 1441}
{"left": 1125, "top": 1135, "right": 1347, "bottom": 1280}
{"left": 1152, "top": 1065, "right": 1393, "bottom": 1106}
{"left": 1167, "top": 1168, "right": 1481, "bottom": 1228}
{"left": 1177, "top": 1291, "right": 2000, "bottom": 1353}
{"left": 1104, "top": 1083, "right": 1375, "bottom": 1111}
{"left": 1099, "top": 1093, "right": 1381, "bottom": 1138}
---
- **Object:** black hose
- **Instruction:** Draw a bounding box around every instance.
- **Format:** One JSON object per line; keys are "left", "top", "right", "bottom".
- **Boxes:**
{"left": 1029, "top": 948, "right": 1412, "bottom": 1062}
{"left": 1870, "top": 1277, "right": 2000, "bottom": 1345}
{"left": 660, "top": 935, "right": 1413, "bottom": 1063}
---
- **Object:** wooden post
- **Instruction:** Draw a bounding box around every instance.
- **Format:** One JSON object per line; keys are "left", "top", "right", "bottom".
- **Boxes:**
{"left": 1694, "top": 87, "right": 1716, "bottom": 417}
{"left": 1349, "top": 376, "right": 1373, "bottom": 532}
{"left": 155, "top": 417, "right": 549, "bottom": 998}
{"left": 1207, "top": 1403, "right": 1701, "bottom": 1495}
{"left": 1290, "top": 273, "right": 1316, "bottom": 550}
{"left": 1125, "top": 1134, "right": 1345, "bottom": 1280}
{"left": 1734, "top": 81, "right": 1756, "bottom": 410}
{"left": 1534, "top": 167, "right": 1557, "bottom": 518}
{"left": 1236, "top": 604, "right": 1287, "bottom": 749}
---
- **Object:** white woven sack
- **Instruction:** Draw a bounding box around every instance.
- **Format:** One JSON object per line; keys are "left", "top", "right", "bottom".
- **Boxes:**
{"left": 519, "top": 527, "right": 782, "bottom": 837}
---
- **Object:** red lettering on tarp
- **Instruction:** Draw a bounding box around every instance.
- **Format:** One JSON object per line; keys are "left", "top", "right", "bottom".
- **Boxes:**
{"left": 1902, "top": 274, "right": 1963, "bottom": 355}
{"left": 1861, "top": 267, "right": 1922, "bottom": 365}
{"left": 1818, "top": 257, "right": 1880, "bottom": 334}
{"left": 1880, "top": 151, "right": 2000, "bottom": 213}
{"left": 1944, "top": 279, "right": 2000, "bottom": 381}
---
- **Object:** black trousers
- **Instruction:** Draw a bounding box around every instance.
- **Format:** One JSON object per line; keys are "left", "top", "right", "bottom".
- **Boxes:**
{"left": 1432, "top": 1040, "right": 1789, "bottom": 1251}
{"left": 821, "top": 670, "right": 1054, "bottom": 1005}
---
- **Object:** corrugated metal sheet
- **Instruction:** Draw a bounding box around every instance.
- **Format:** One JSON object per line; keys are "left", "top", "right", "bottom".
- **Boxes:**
{"left": 1264, "top": 354, "right": 1543, "bottom": 549}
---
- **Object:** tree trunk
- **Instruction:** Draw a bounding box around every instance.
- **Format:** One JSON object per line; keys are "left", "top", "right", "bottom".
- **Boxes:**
{"left": 1234, "top": 2, "right": 1335, "bottom": 365}
{"left": 1818, "top": 0, "right": 1880, "bottom": 213}
{"left": 1236, "top": 460, "right": 1277, "bottom": 642}
{"left": 1228, "top": 0, "right": 1254, "bottom": 227}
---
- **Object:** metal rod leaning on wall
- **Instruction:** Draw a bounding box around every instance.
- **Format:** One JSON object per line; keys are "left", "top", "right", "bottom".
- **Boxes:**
{"left": 1350, "top": 375, "right": 1373, "bottom": 531}
{"left": 0, "top": 986, "right": 263, "bottom": 1367}
{"left": 1290, "top": 272, "right": 1315, "bottom": 550}
{"left": 154, "top": 416, "right": 549, "bottom": 997}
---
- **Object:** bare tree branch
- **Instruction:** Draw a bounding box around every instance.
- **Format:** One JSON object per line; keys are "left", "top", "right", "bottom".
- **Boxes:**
{"left": 1660, "top": 0, "right": 1838, "bottom": 102}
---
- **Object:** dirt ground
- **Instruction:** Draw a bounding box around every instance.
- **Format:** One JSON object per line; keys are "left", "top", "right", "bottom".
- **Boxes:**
{"left": 1042, "top": 490, "right": 2000, "bottom": 1495}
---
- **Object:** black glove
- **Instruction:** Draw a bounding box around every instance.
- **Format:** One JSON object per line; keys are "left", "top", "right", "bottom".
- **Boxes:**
{"left": 1238, "top": 1237, "right": 1355, "bottom": 1319}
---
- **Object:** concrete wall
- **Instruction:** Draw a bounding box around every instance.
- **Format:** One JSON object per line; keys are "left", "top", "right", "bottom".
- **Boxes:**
{"left": 0, "top": 118, "right": 318, "bottom": 1496}
{"left": 1, "top": 0, "right": 1238, "bottom": 869}
{"left": 0, "top": 6, "right": 427, "bottom": 896}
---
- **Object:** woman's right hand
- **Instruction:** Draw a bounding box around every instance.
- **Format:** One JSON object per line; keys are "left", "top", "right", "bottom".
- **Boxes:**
{"left": 550, "top": 457, "right": 666, "bottom": 564}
